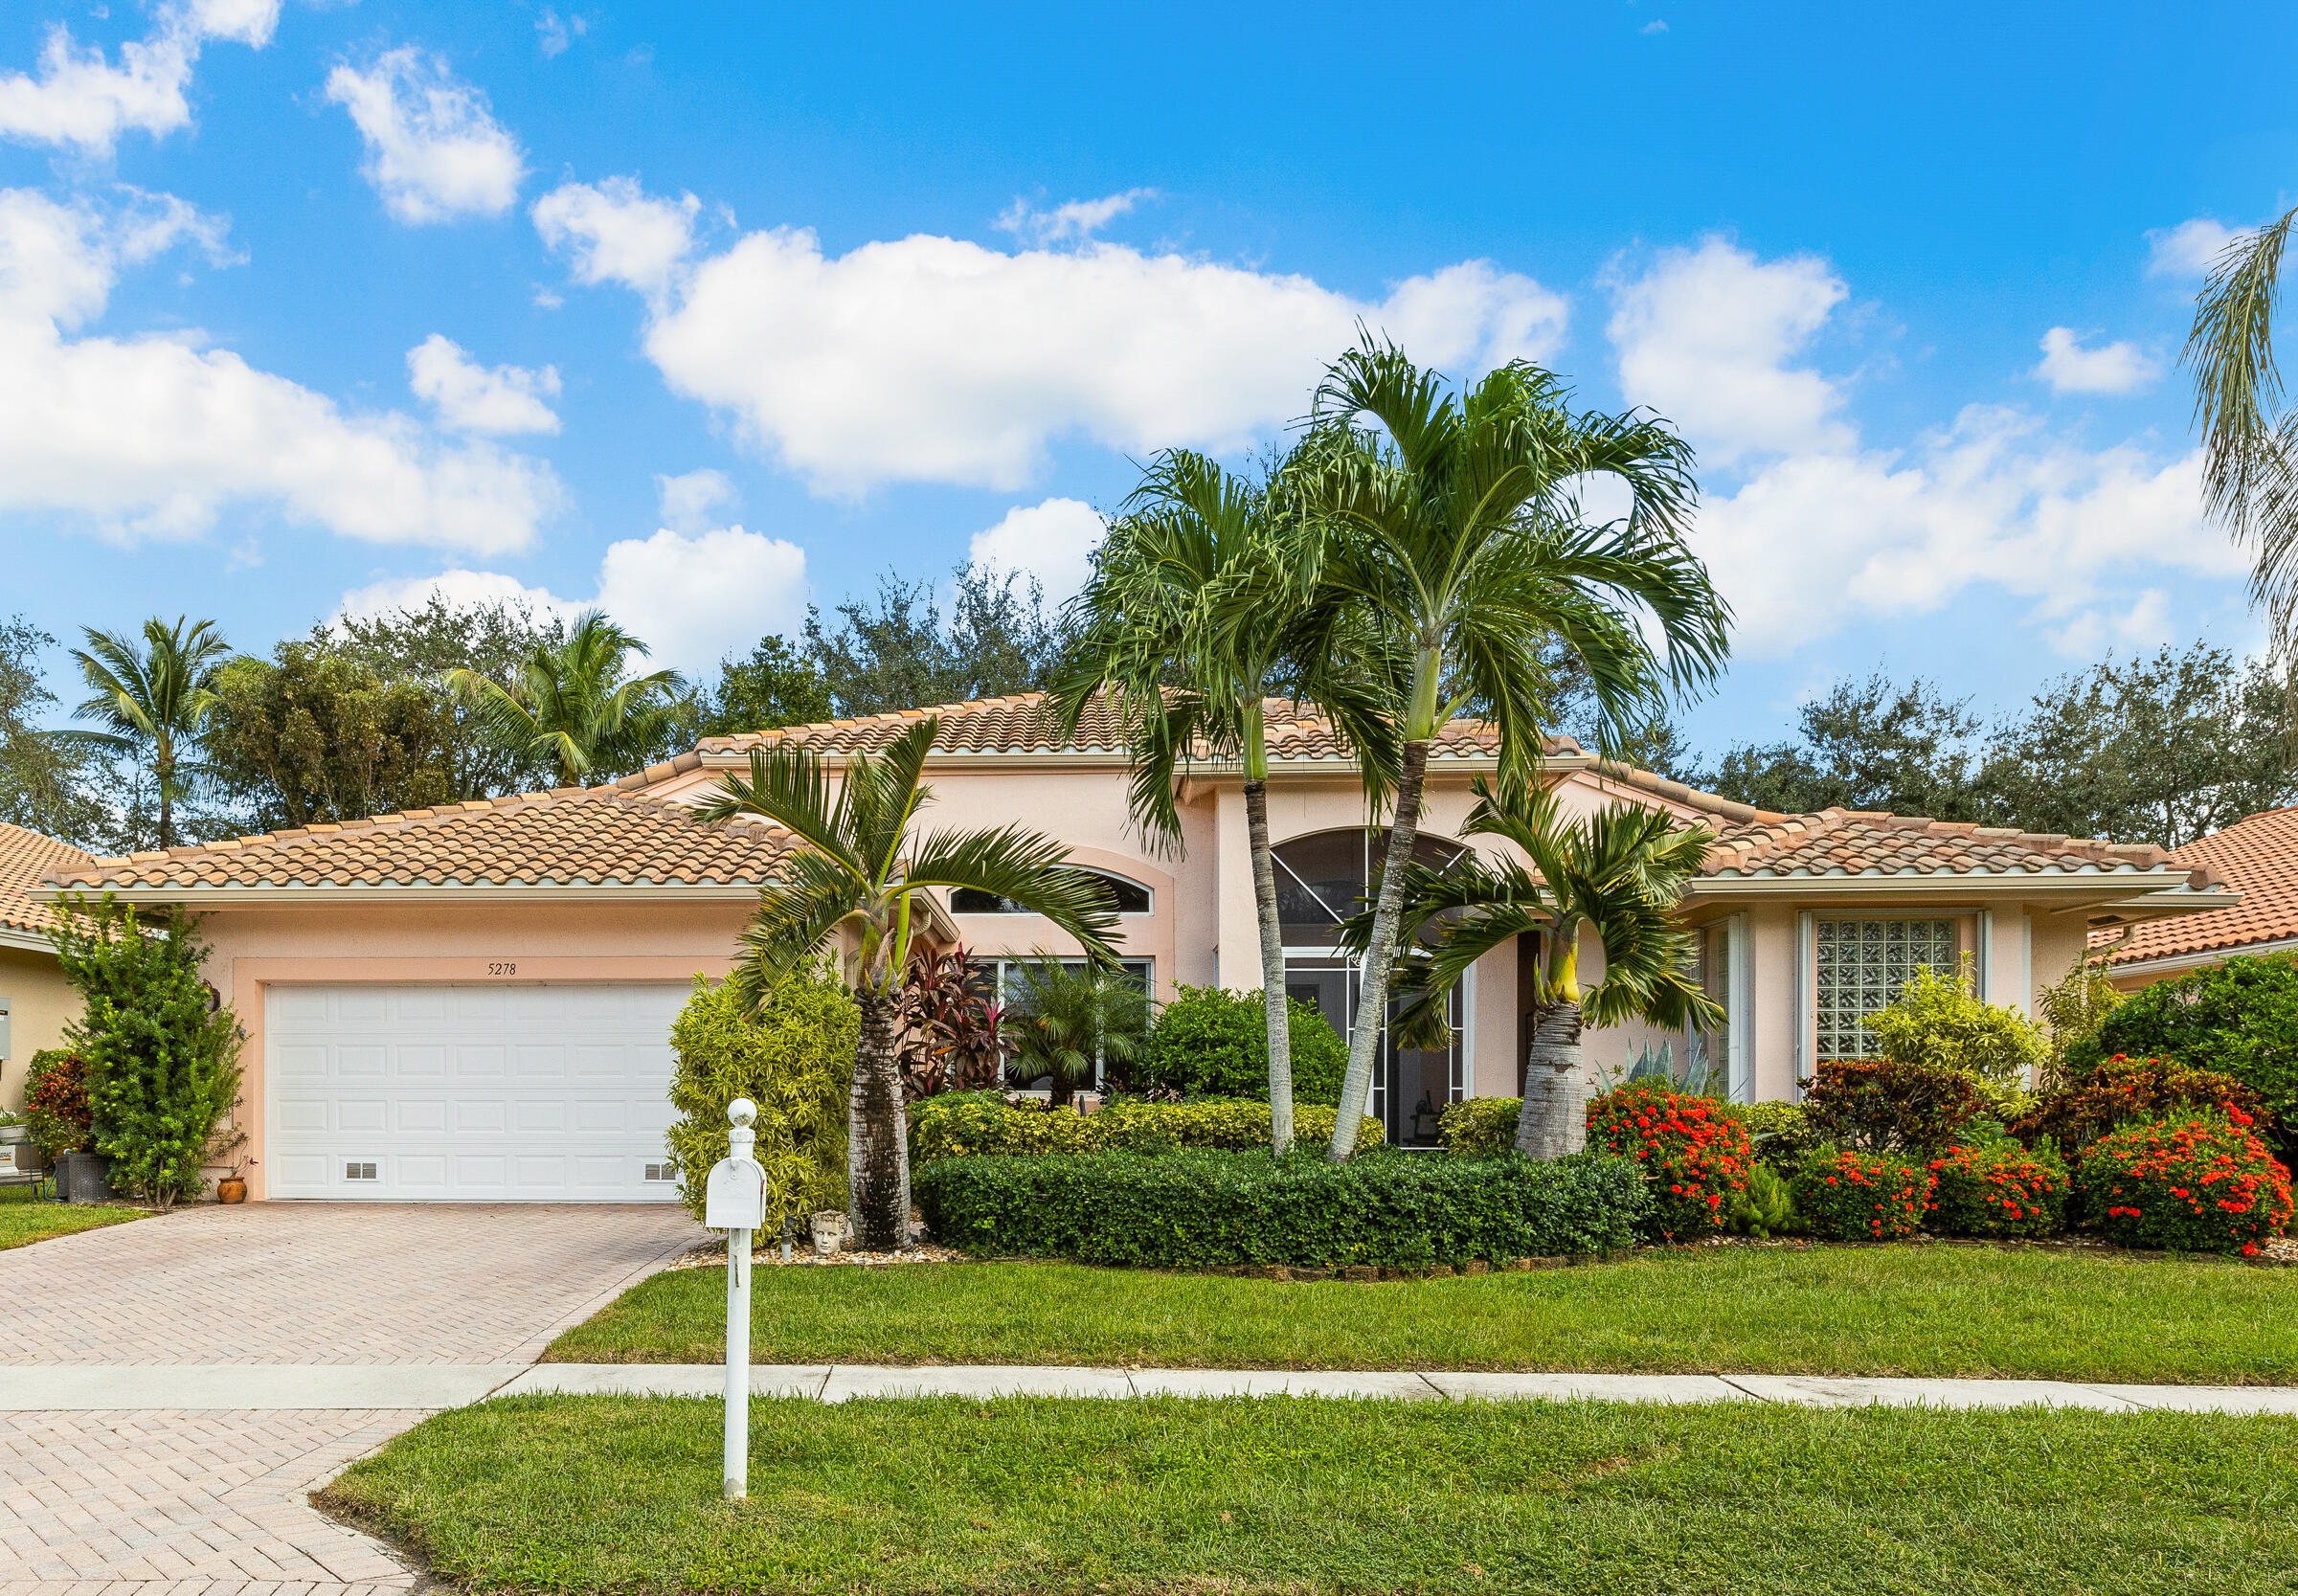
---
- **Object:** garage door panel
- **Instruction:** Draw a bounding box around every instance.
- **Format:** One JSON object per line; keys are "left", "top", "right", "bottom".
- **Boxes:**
{"left": 265, "top": 982, "right": 687, "bottom": 1202}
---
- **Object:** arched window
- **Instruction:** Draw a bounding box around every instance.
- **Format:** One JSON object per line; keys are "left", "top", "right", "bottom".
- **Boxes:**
{"left": 1273, "top": 828, "right": 1466, "bottom": 948}
{"left": 951, "top": 867, "right": 1152, "bottom": 916}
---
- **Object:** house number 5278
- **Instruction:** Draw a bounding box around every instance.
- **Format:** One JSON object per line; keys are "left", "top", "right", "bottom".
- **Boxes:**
{"left": 486, "top": 961, "right": 518, "bottom": 977}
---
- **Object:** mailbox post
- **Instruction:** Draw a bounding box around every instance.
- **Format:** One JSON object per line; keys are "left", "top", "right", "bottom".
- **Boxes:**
{"left": 704, "top": 1097, "right": 767, "bottom": 1500}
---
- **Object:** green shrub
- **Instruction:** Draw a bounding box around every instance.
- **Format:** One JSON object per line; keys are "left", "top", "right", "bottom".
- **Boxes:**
{"left": 914, "top": 1147, "right": 1651, "bottom": 1268}
{"left": 1139, "top": 985, "right": 1347, "bottom": 1103}
{"left": 1926, "top": 1139, "right": 2069, "bottom": 1239}
{"left": 1800, "top": 1058, "right": 1987, "bottom": 1157}
{"left": 2077, "top": 1112, "right": 2294, "bottom": 1255}
{"left": 2010, "top": 1054, "right": 2270, "bottom": 1161}
{"left": 1861, "top": 957, "right": 2049, "bottom": 1097}
{"left": 2084, "top": 953, "right": 2298, "bottom": 1126}
{"left": 910, "top": 1092, "right": 1380, "bottom": 1164}
{"left": 665, "top": 969, "right": 857, "bottom": 1232}
{"left": 1723, "top": 1161, "right": 1803, "bottom": 1239}
{"left": 21, "top": 1048, "right": 92, "bottom": 1158}
{"left": 1738, "top": 1100, "right": 1818, "bottom": 1166}
{"left": 51, "top": 896, "right": 241, "bottom": 1211}
{"left": 1438, "top": 1096, "right": 1521, "bottom": 1157}
{"left": 1586, "top": 1083, "right": 1754, "bottom": 1242}
{"left": 1791, "top": 1148, "right": 1933, "bottom": 1242}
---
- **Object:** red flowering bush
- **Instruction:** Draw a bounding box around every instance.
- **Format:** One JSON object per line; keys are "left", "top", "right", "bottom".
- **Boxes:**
{"left": 2077, "top": 1112, "right": 2293, "bottom": 1255}
{"left": 2010, "top": 1054, "right": 2272, "bottom": 1160}
{"left": 1927, "top": 1139, "right": 2069, "bottom": 1239}
{"left": 1791, "top": 1148, "right": 1933, "bottom": 1241}
{"left": 1586, "top": 1083, "right": 1752, "bottom": 1241}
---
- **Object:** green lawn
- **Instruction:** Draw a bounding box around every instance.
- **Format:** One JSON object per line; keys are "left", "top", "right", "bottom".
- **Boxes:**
{"left": 321, "top": 1392, "right": 2298, "bottom": 1595}
{"left": 546, "top": 1248, "right": 2298, "bottom": 1384}
{"left": 0, "top": 1184, "right": 144, "bottom": 1249}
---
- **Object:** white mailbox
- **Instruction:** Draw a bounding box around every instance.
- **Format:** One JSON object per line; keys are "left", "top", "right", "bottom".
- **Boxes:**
{"left": 705, "top": 1097, "right": 765, "bottom": 1501}
{"left": 705, "top": 1156, "right": 766, "bottom": 1230}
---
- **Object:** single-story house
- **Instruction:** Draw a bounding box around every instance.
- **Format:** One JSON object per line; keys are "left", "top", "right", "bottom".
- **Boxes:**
{"left": 0, "top": 821, "right": 94, "bottom": 1117}
{"left": 41, "top": 692, "right": 2236, "bottom": 1201}
{"left": 2097, "top": 804, "right": 2298, "bottom": 989}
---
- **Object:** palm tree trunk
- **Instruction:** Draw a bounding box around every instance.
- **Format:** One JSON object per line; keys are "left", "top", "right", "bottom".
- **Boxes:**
{"left": 1327, "top": 739, "right": 1430, "bottom": 1160}
{"left": 847, "top": 990, "right": 912, "bottom": 1251}
{"left": 1244, "top": 777, "right": 1294, "bottom": 1154}
{"left": 1514, "top": 1000, "right": 1587, "bottom": 1158}
{"left": 155, "top": 737, "right": 174, "bottom": 850}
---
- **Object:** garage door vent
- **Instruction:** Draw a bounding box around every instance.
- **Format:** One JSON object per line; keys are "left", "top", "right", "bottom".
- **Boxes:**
{"left": 643, "top": 1163, "right": 676, "bottom": 1182}
{"left": 345, "top": 1161, "right": 378, "bottom": 1181}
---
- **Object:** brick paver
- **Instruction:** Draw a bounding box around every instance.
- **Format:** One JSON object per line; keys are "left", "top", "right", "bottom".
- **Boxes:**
{"left": 0, "top": 1203, "right": 704, "bottom": 1365}
{"left": 2, "top": 1203, "right": 707, "bottom": 1596}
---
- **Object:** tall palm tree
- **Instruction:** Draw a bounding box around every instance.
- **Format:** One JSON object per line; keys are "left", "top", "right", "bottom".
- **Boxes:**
{"left": 1054, "top": 448, "right": 1395, "bottom": 1154}
{"left": 1298, "top": 339, "right": 1730, "bottom": 1159}
{"left": 694, "top": 716, "right": 1121, "bottom": 1249}
{"left": 2188, "top": 212, "right": 2298, "bottom": 664}
{"left": 446, "top": 611, "right": 687, "bottom": 785}
{"left": 70, "top": 617, "right": 232, "bottom": 849}
{"left": 1342, "top": 776, "right": 1722, "bottom": 1158}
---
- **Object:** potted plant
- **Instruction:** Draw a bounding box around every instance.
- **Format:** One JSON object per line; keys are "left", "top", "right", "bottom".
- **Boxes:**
{"left": 215, "top": 1158, "right": 248, "bottom": 1204}
{"left": 209, "top": 1123, "right": 250, "bottom": 1203}
{"left": 22, "top": 1050, "right": 107, "bottom": 1203}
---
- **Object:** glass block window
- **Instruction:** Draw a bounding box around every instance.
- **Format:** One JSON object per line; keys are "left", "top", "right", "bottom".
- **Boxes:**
{"left": 1814, "top": 919, "right": 1956, "bottom": 1061}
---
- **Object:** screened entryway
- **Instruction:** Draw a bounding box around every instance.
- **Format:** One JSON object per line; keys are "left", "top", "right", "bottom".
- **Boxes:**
{"left": 1273, "top": 827, "right": 1469, "bottom": 1148}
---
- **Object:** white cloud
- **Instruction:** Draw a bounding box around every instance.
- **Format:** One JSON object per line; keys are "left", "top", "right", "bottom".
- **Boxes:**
{"left": 0, "top": 0, "right": 278, "bottom": 155}
{"left": 654, "top": 467, "right": 737, "bottom": 532}
{"left": 406, "top": 334, "right": 560, "bottom": 434}
{"left": 0, "top": 187, "right": 561, "bottom": 552}
{"left": 1641, "top": 18, "right": 1669, "bottom": 33}
{"left": 968, "top": 497, "right": 1105, "bottom": 606}
{"left": 2033, "top": 326, "right": 2159, "bottom": 396}
{"left": 531, "top": 177, "right": 698, "bottom": 301}
{"left": 2147, "top": 216, "right": 2241, "bottom": 280}
{"left": 343, "top": 523, "right": 809, "bottom": 674}
{"left": 1604, "top": 240, "right": 2238, "bottom": 660}
{"left": 535, "top": 9, "right": 588, "bottom": 57}
{"left": 2045, "top": 588, "right": 2174, "bottom": 658}
{"left": 326, "top": 47, "right": 525, "bottom": 225}
{"left": 995, "top": 189, "right": 1157, "bottom": 246}
{"left": 1608, "top": 237, "right": 1852, "bottom": 465}
{"left": 537, "top": 176, "right": 1570, "bottom": 493}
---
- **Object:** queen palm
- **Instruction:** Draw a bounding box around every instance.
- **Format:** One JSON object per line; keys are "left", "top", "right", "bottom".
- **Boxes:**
{"left": 1298, "top": 340, "right": 1729, "bottom": 1159}
{"left": 1054, "top": 448, "right": 1394, "bottom": 1154}
{"left": 446, "top": 611, "right": 687, "bottom": 785}
{"left": 1342, "top": 776, "right": 1722, "bottom": 1158}
{"left": 70, "top": 617, "right": 232, "bottom": 849}
{"left": 695, "top": 716, "right": 1121, "bottom": 1249}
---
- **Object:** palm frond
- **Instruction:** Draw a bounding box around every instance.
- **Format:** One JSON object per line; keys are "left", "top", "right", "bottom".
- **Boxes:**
{"left": 694, "top": 741, "right": 864, "bottom": 875}
{"left": 731, "top": 853, "right": 867, "bottom": 1012}
{"left": 906, "top": 823, "right": 1122, "bottom": 962}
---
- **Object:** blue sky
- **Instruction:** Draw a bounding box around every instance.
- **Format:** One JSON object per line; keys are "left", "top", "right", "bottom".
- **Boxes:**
{"left": 0, "top": 0, "right": 2290, "bottom": 757}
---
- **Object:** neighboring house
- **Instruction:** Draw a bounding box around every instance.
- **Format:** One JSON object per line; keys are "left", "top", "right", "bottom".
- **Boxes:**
{"left": 42, "top": 692, "right": 2234, "bottom": 1202}
{"left": 0, "top": 822, "right": 95, "bottom": 1116}
{"left": 2098, "top": 805, "right": 2298, "bottom": 990}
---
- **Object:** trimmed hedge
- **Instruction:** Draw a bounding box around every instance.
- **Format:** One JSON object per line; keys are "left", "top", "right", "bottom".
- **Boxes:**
{"left": 1138, "top": 985, "right": 1349, "bottom": 1103}
{"left": 914, "top": 1147, "right": 1652, "bottom": 1269}
{"left": 1437, "top": 1096, "right": 1521, "bottom": 1157}
{"left": 910, "top": 1091, "right": 1382, "bottom": 1163}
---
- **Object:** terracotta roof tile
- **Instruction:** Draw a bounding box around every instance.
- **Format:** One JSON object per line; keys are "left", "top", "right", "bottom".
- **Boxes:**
{"left": 0, "top": 822, "right": 96, "bottom": 937}
{"left": 47, "top": 786, "right": 792, "bottom": 893}
{"left": 2098, "top": 806, "right": 2298, "bottom": 965}
{"left": 1694, "top": 805, "right": 2221, "bottom": 883}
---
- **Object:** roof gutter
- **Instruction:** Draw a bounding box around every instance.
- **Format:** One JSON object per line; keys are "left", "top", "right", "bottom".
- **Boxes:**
{"left": 1681, "top": 874, "right": 2226, "bottom": 901}
{"left": 2107, "top": 934, "right": 2298, "bottom": 978}
{"left": 0, "top": 924, "right": 54, "bottom": 953}
{"left": 34, "top": 883, "right": 771, "bottom": 907}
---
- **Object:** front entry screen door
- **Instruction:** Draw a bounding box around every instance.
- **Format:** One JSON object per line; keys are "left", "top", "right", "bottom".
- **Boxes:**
{"left": 1285, "top": 958, "right": 1463, "bottom": 1149}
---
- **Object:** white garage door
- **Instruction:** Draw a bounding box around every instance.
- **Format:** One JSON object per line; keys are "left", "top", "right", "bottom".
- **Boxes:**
{"left": 265, "top": 983, "right": 688, "bottom": 1202}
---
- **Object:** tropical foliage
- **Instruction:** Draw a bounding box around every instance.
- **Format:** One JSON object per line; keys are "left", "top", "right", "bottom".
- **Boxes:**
{"left": 447, "top": 611, "right": 687, "bottom": 785}
{"left": 1926, "top": 1139, "right": 2070, "bottom": 1240}
{"left": 2079, "top": 953, "right": 2298, "bottom": 1129}
{"left": 694, "top": 715, "right": 1120, "bottom": 1249}
{"left": 69, "top": 617, "right": 231, "bottom": 849}
{"left": 1585, "top": 1082, "right": 1753, "bottom": 1241}
{"left": 1859, "top": 958, "right": 2049, "bottom": 1116}
{"left": 2010, "top": 1054, "right": 2272, "bottom": 1161}
{"left": 1138, "top": 984, "right": 1347, "bottom": 1105}
{"left": 892, "top": 945, "right": 1004, "bottom": 1102}
{"left": 1792, "top": 1149, "right": 1933, "bottom": 1242}
{"left": 1799, "top": 1057, "right": 1988, "bottom": 1158}
{"left": 21, "top": 1048, "right": 92, "bottom": 1158}
{"left": 1003, "top": 958, "right": 1150, "bottom": 1109}
{"left": 664, "top": 969, "right": 856, "bottom": 1233}
{"left": 50, "top": 895, "right": 241, "bottom": 1210}
{"left": 2079, "top": 1112, "right": 2294, "bottom": 1255}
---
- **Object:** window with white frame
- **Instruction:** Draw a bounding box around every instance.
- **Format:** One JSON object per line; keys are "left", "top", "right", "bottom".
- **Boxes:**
{"left": 952, "top": 869, "right": 1151, "bottom": 915}
{"left": 1814, "top": 918, "right": 1955, "bottom": 1061}
{"left": 968, "top": 956, "right": 1155, "bottom": 1091}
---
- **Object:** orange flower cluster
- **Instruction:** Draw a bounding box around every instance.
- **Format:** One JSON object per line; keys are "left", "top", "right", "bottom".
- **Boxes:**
{"left": 1926, "top": 1141, "right": 2069, "bottom": 1239}
{"left": 1586, "top": 1083, "right": 1752, "bottom": 1241}
{"left": 2079, "top": 1113, "right": 2293, "bottom": 1255}
{"left": 1791, "top": 1148, "right": 1933, "bottom": 1242}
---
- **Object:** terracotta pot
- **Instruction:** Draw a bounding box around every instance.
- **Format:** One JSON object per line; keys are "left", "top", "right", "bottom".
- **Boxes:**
{"left": 216, "top": 1179, "right": 247, "bottom": 1204}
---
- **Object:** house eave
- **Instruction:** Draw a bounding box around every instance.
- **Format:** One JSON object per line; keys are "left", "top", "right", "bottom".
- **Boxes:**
{"left": 35, "top": 883, "right": 771, "bottom": 907}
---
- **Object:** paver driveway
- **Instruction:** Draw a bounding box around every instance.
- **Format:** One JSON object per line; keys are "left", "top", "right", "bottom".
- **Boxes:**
{"left": 0, "top": 1203, "right": 705, "bottom": 1596}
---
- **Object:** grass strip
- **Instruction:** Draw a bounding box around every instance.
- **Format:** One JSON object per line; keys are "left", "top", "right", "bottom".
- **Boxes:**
{"left": 546, "top": 1246, "right": 2298, "bottom": 1384}
{"left": 322, "top": 1391, "right": 2298, "bottom": 1595}
{"left": 0, "top": 1184, "right": 144, "bottom": 1249}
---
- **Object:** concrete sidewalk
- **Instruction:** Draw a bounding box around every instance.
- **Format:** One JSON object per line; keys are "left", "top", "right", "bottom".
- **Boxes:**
{"left": 8, "top": 1361, "right": 2298, "bottom": 1413}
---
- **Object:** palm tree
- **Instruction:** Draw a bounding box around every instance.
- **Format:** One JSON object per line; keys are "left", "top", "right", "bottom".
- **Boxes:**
{"left": 1054, "top": 448, "right": 1394, "bottom": 1153}
{"left": 446, "top": 611, "right": 687, "bottom": 785}
{"left": 1342, "top": 776, "right": 1722, "bottom": 1158}
{"left": 1298, "top": 339, "right": 1730, "bottom": 1159}
{"left": 2188, "top": 213, "right": 2298, "bottom": 665}
{"left": 694, "top": 716, "right": 1122, "bottom": 1249}
{"left": 1003, "top": 957, "right": 1151, "bottom": 1109}
{"left": 70, "top": 617, "right": 232, "bottom": 849}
